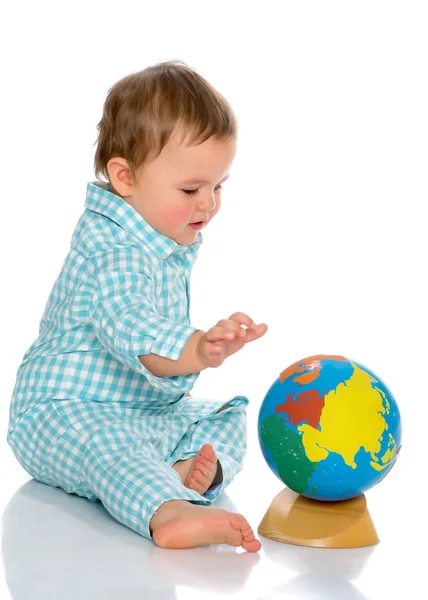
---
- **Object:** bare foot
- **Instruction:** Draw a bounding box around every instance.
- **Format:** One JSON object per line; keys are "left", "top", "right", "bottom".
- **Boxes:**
{"left": 150, "top": 500, "right": 261, "bottom": 552}
{"left": 173, "top": 444, "right": 219, "bottom": 495}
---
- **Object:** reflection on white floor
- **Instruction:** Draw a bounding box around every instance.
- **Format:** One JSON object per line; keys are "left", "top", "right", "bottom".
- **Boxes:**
{"left": 258, "top": 541, "right": 373, "bottom": 600}
{"left": 0, "top": 476, "right": 396, "bottom": 600}
{"left": 2, "top": 480, "right": 260, "bottom": 599}
{"left": 1, "top": 441, "right": 423, "bottom": 600}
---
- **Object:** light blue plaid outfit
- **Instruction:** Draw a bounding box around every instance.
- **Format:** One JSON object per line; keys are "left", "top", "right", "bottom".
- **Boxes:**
{"left": 7, "top": 182, "right": 248, "bottom": 539}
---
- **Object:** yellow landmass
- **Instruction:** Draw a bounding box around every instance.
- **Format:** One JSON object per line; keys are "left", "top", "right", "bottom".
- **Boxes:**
{"left": 298, "top": 363, "right": 396, "bottom": 470}
{"left": 370, "top": 433, "right": 397, "bottom": 471}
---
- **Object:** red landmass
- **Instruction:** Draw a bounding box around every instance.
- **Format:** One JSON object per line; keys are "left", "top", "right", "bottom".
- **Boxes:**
{"left": 275, "top": 389, "right": 326, "bottom": 428}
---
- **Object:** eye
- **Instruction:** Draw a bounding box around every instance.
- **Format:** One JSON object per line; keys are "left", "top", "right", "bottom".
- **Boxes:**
{"left": 182, "top": 184, "right": 223, "bottom": 196}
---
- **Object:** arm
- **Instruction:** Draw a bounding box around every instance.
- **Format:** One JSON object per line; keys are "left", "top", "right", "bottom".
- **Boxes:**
{"left": 78, "top": 248, "right": 268, "bottom": 387}
{"left": 75, "top": 246, "right": 201, "bottom": 394}
{"left": 139, "top": 330, "right": 207, "bottom": 377}
{"left": 140, "top": 313, "right": 269, "bottom": 377}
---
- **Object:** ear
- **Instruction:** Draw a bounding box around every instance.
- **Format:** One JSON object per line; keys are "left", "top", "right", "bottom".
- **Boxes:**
{"left": 107, "top": 157, "right": 135, "bottom": 197}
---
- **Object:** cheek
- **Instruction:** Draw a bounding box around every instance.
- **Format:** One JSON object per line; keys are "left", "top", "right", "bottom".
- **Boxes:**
{"left": 163, "top": 203, "right": 193, "bottom": 228}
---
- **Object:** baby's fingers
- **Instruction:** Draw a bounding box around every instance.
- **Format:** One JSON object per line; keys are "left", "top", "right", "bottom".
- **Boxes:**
{"left": 216, "top": 319, "right": 246, "bottom": 338}
{"left": 206, "top": 326, "right": 236, "bottom": 343}
{"left": 244, "top": 323, "right": 268, "bottom": 343}
{"left": 228, "top": 312, "right": 256, "bottom": 329}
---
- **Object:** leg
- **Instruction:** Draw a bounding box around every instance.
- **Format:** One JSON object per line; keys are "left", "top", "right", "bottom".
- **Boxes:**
{"left": 80, "top": 424, "right": 260, "bottom": 551}
{"left": 9, "top": 400, "right": 260, "bottom": 551}
{"left": 7, "top": 403, "right": 97, "bottom": 500}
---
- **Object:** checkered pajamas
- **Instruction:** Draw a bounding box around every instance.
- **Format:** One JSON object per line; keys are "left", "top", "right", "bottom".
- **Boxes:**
{"left": 7, "top": 395, "right": 248, "bottom": 539}
{"left": 7, "top": 182, "right": 249, "bottom": 540}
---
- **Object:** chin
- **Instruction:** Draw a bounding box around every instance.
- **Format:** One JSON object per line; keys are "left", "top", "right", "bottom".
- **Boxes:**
{"left": 175, "top": 232, "right": 199, "bottom": 246}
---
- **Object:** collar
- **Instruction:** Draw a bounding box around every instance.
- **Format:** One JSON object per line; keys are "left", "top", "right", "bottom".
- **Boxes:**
{"left": 84, "top": 181, "right": 203, "bottom": 262}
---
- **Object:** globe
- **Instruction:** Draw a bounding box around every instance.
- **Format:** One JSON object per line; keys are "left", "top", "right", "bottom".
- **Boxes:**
{"left": 258, "top": 355, "right": 402, "bottom": 502}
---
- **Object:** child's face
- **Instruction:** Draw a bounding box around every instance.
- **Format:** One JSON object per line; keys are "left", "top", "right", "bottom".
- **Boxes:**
{"left": 124, "top": 132, "right": 237, "bottom": 245}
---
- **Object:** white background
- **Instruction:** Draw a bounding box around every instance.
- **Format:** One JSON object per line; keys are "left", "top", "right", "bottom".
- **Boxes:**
{"left": 1, "top": 1, "right": 427, "bottom": 599}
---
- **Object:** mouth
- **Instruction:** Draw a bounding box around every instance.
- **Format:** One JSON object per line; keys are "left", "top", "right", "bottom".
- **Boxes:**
{"left": 188, "top": 221, "right": 206, "bottom": 231}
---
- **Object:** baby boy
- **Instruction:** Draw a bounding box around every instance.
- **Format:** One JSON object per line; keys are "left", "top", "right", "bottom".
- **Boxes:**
{"left": 7, "top": 61, "right": 267, "bottom": 551}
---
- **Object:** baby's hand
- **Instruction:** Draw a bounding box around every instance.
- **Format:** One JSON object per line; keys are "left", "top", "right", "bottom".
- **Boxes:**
{"left": 196, "top": 312, "right": 268, "bottom": 368}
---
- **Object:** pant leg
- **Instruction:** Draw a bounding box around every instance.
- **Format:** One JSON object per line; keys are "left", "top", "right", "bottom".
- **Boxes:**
{"left": 8, "top": 402, "right": 102, "bottom": 502}
{"left": 167, "top": 398, "right": 248, "bottom": 501}
{"left": 7, "top": 401, "right": 221, "bottom": 541}
{"left": 82, "top": 426, "right": 228, "bottom": 539}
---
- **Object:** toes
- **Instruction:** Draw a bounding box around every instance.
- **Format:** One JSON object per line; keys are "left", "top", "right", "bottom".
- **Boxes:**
{"left": 187, "top": 470, "right": 205, "bottom": 486}
{"left": 230, "top": 515, "right": 261, "bottom": 552}
{"left": 198, "top": 444, "right": 217, "bottom": 463}
{"left": 186, "top": 480, "right": 205, "bottom": 495}
{"left": 186, "top": 476, "right": 200, "bottom": 491}
{"left": 196, "top": 453, "right": 217, "bottom": 470}
{"left": 192, "top": 459, "right": 215, "bottom": 479}
{"left": 225, "top": 529, "right": 244, "bottom": 548}
{"left": 185, "top": 468, "right": 213, "bottom": 491}
{"left": 183, "top": 445, "right": 219, "bottom": 494}
{"left": 240, "top": 524, "right": 256, "bottom": 540}
{"left": 243, "top": 538, "right": 262, "bottom": 552}
{"left": 231, "top": 514, "right": 249, "bottom": 530}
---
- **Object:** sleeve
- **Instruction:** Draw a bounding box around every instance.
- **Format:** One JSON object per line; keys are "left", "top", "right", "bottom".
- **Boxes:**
{"left": 82, "top": 246, "right": 200, "bottom": 394}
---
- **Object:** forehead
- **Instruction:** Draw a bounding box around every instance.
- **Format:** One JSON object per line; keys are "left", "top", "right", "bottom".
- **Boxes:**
{"left": 159, "top": 132, "right": 237, "bottom": 178}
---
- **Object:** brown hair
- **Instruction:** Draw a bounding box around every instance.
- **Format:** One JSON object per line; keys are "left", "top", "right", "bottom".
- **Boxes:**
{"left": 94, "top": 60, "right": 237, "bottom": 183}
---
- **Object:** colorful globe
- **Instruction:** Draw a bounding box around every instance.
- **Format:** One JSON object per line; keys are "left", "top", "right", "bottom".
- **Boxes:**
{"left": 258, "top": 355, "right": 402, "bottom": 501}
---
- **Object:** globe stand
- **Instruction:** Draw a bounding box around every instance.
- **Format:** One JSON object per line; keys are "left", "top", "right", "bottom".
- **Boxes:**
{"left": 258, "top": 487, "right": 379, "bottom": 548}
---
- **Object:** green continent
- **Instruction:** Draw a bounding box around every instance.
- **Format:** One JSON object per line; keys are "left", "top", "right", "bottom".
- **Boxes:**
{"left": 261, "top": 414, "right": 320, "bottom": 494}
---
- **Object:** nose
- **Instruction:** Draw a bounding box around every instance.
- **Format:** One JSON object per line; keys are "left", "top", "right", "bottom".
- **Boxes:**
{"left": 197, "top": 191, "right": 216, "bottom": 212}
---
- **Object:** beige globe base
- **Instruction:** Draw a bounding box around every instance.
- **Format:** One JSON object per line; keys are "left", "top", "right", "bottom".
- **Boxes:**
{"left": 258, "top": 487, "right": 379, "bottom": 548}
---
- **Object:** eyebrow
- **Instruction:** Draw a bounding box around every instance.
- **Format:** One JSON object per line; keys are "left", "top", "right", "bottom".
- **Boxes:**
{"left": 180, "top": 174, "right": 230, "bottom": 185}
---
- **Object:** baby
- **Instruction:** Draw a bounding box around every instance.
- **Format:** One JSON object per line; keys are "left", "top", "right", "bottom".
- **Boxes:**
{"left": 7, "top": 61, "right": 267, "bottom": 552}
